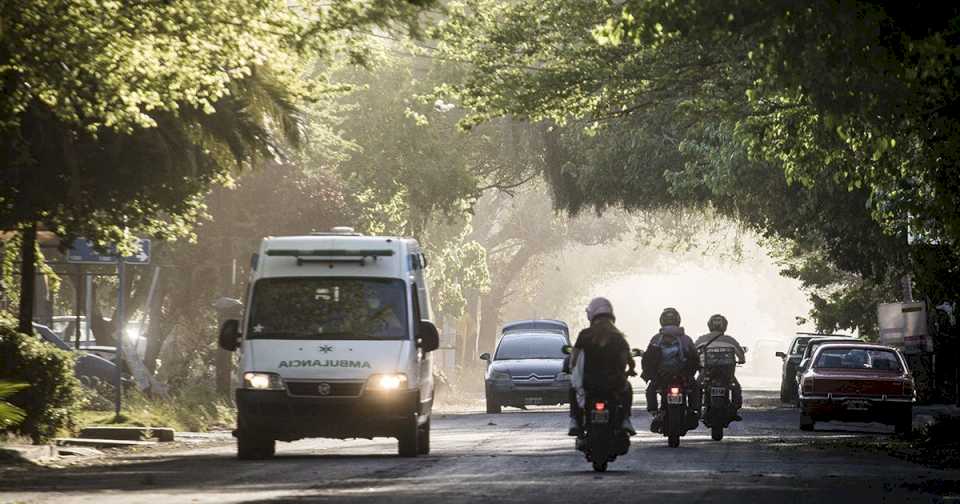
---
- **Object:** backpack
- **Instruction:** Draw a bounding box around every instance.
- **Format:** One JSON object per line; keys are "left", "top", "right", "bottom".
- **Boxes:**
{"left": 658, "top": 332, "right": 686, "bottom": 375}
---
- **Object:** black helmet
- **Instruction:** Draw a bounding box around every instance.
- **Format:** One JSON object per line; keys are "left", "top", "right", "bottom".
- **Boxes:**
{"left": 659, "top": 307, "right": 681, "bottom": 327}
{"left": 708, "top": 314, "right": 728, "bottom": 333}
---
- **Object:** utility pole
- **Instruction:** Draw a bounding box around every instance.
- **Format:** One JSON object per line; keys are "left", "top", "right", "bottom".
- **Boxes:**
{"left": 114, "top": 260, "right": 126, "bottom": 417}
{"left": 17, "top": 223, "right": 37, "bottom": 334}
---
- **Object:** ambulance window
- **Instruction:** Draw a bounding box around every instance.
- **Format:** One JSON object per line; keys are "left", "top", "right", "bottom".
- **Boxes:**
{"left": 247, "top": 277, "right": 408, "bottom": 340}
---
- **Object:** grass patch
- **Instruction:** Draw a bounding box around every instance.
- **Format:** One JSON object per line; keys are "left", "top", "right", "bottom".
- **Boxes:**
{"left": 73, "top": 384, "right": 234, "bottom": 433}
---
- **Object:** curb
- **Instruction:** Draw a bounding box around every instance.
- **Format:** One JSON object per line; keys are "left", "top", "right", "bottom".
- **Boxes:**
{"left": 0, "top": 444, "right": 57, "bottom": 464}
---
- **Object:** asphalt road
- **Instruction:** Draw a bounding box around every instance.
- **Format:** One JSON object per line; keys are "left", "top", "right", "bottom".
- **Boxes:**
{"left": 2, "top": 391, "right": 957, "bottom": 503}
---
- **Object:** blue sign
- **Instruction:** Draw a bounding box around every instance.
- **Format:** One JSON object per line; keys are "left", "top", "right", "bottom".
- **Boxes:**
{"left": 66, "top": 238, "right": 151, "bottom": 265}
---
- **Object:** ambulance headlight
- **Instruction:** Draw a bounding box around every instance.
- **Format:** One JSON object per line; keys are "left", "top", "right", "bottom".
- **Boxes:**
{"left": 243, "top": 372, "right": 285, "bottom": 390}
{"left": 367, "top": 373, "right": 408, "bottom": 391}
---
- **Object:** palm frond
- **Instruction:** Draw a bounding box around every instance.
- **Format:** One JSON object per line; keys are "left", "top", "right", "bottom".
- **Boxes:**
{"left": 0, "top": 381, "right": 28, "bottom": 428}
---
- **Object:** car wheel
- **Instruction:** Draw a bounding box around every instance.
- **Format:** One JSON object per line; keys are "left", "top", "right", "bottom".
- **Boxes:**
{"left": 780, "top": 380, "right": 792, "bottom": 403}
{"left": 237, "top": 432, "right": 275, "bottom": 460}
{"left": 799, "top": 413, "right": 815, "bottom": 432}
{"left": 486, "top": 397, "right": 501, "bottom": 414}
{"left": 398, "top": 416, "right": 419, "bottom": 458}
{"left": 417, "top": 418, "right": 431, "bottom": 455}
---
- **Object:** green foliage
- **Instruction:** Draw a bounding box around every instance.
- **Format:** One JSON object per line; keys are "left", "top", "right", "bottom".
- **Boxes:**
{"left": 0, "top": 318, "right": 83, "bottom": 443}
{"left": 78, "top": 382, "right": 234, "bottom": 433}
{"left": 0, "top": 0, "right": 438, "bottom": 250}
{"left": 0, "top": 381, "right": 28, "bottom": 429}
{"left": 435, "top": 0, "right": 959, "bottom": 335}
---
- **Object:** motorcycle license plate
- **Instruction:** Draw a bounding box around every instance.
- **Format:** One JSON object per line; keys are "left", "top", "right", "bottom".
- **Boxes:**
{"left": 845, "top": 400, "right": 870, "bottom": 411}
{"left": 591, "top": 410, "right": 610, "bottom": 424}
{"left": 711, "top": 387, "right": 727, "bottom": 397}
{"left": 667, "top": 394, "right": 683, "bottom": 405}
{"left": 524, "top": 396, "right": 543, "bottom": 405}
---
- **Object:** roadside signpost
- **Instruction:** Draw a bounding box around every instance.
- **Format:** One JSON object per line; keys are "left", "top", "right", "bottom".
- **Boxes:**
{"left": 66, "top": 238, "right": 152, "bottom": 416}
{"left": 66, "top": 239, "right": 151, "bottom": 265}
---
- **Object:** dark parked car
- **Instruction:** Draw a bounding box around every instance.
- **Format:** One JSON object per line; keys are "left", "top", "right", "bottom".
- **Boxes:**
{"left": 798, "top": 343, "right": 914, "bottom": 433}
{"left": 481, "top": 332, "right": 570, "bottom": 413}
{"left": 34, "top": 323, "right": 121, "bottom": 385}
{"left": 776, "top": 335, "right": 816, "bottom": 402}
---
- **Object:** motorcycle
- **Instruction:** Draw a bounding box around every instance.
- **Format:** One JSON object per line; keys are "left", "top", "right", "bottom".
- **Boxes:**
{"left": 564, "top": 346, "right": 641, "bottom": 472}
{"left": 578, "top": 393, "right": 630, "bottom": 472}
{"left": 699, "top": 345, "right": 747, "bottom": 441}
{"left": 657, "top": 376, "right": 691, "bottom": 448}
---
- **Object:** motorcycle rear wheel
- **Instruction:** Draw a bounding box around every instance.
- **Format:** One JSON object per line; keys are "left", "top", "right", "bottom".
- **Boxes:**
{"left": 593, "top": 461, "right": 608, "bottom": 472}
{"left": 711, "top": 425, "right": 724, "bottom": 441}
{"left": 668, "top": 434, "right": 680, "bottom": 448}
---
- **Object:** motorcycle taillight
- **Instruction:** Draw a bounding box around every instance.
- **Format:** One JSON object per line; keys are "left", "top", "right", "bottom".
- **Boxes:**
{"left": 669, "top": 387, "right": 681, "bottom": 395}
{"left": 595, "top": 402, "right": 606, "bottom": 411}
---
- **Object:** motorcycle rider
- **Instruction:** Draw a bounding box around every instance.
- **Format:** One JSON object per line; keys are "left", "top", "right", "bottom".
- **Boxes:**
{"left": 568, "top": 297, "right": 637, "bottom": 436}
{"left": 695, "top": 314, "right": 745, "bottom": 421}
{"left": 641, "top": 307, "right": 701, "bottom": 433}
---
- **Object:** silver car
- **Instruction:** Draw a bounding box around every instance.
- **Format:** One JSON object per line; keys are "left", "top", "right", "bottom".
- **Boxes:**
{"left": 481, "top": 332, "right": 571, "bottom": 413}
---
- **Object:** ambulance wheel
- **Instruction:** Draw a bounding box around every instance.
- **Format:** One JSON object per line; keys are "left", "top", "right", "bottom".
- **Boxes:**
{"left": 417, "top": 418, "right": 431, "bottom": 455}
{"left": 237, "top": 432, "right": 275, "bottom": 460}
{"left": 398, "top": 416, "right": 419, "bottom": 457}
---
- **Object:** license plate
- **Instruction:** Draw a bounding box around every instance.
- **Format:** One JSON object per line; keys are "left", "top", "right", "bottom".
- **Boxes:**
{"left": 711, "top": 387, "right": 727, "bottom": 397}
{"left": 845, "top": 400, "right": 871, "bottom": 411}
{"left": 667, "top": 394, "right": 683, "bottom": 405}
{"left": 591, "top": 410, "right": 609, "bottom": 424}
{"left": 524, "top": 396, "right": 543, "bottom": 405}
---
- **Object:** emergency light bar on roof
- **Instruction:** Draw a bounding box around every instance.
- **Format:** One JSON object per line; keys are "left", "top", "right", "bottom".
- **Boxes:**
{"left": 265, "top": 249, "right": 395, "bottom": 266}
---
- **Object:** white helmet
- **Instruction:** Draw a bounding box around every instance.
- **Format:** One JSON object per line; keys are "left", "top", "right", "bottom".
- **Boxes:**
{"left": 586, "top": 297, "right": 615, "bottom": 322}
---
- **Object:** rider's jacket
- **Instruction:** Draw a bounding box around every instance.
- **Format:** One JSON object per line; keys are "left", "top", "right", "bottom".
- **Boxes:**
{"left": 641, "top": 325, "right": 699, "bottom": 382}
{"left": 574, "top": 317, "right": 632, "bottom": 393}
{"left": 694, "top": 332, "right": 746, "bottom": 364}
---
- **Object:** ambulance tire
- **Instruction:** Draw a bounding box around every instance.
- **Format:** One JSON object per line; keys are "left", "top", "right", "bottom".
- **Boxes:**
{"left": 417, "top": 418, "right": 431, "bottom": 455}
{"left": 398, "top": 416, "right": 419, "bottom": 457}
{"left": 237, "top": 432, "right": 275, "bottom": 460}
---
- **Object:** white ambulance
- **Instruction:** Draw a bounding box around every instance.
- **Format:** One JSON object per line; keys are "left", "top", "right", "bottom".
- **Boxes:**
{"left": 219, "top": 228, "right": 439, "bottom": 459}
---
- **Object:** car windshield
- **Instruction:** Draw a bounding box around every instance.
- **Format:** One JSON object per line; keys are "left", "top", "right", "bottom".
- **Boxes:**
{"left": 790, "top": 337, "right": 812, "bottom": 355}
{"left": 495, "top": 335, "right": 566, "bottom": 360}
{"left": 814, "top": 348, "right": 902, "bottom": 371}
{"left": 807, "top": 339, "right": 854, "bottom": 358}
{"left": 247, "top": 277, "right": 408, "bottom": 341}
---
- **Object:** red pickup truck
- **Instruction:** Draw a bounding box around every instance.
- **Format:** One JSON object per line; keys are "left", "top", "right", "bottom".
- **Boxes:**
{"left": 798, "top": 343, "right": 914, "bottom": 434}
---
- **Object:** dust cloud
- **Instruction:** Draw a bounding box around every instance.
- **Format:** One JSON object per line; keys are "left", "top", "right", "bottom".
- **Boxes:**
{"left": 503, "top": 231, "right": 816, "bottom": 389}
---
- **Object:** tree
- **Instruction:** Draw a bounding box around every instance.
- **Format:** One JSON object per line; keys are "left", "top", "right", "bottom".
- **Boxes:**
{"left": 0, "top": 0, "right": 438, "bottom": 331}
{"left": 433, "top": 0, "right": 953, "bottom": 337}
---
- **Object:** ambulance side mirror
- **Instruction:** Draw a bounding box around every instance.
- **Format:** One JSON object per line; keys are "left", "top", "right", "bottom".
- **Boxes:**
{"left": 218, "top": 319, "right": 241, "bottom": 352}
{"left": 416, "top": 320, "right": 440, "bottom": 352}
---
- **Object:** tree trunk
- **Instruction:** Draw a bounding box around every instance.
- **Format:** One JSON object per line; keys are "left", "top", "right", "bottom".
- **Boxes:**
{"left": 17, "top": 223, "right": 37, "bottom": 334}
{"left": 478, "top": 285, "right": 508, "bottom": 357}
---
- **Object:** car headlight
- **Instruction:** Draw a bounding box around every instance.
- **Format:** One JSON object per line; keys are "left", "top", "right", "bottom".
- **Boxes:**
{"left": 489, "top": 371, "right": 512, "bottom": 382}
{"left": 243, "top": 372, "right": 284, "bottom": 390}
{"left": 367, "top": 373, "right": 408, "bottom": 391}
